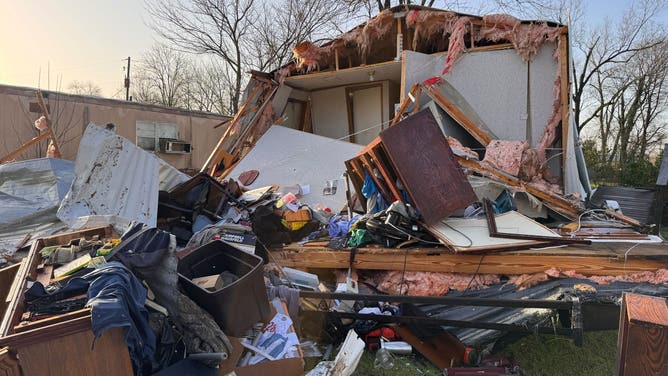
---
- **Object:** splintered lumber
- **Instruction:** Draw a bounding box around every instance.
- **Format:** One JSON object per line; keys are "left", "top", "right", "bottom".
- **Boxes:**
{"left": 616, "top": 293, "right": 668, "bottom": 375}
{"left": 270, "top": 244, "right": 668, "bottom": 276}
{"left": 456, "top": 156, "right": 580, "bottom": 219}
{"left": 0, "top": 90, "right": 60, "bottom": 163}
{"left": 422, "top": 82, "right": 494, "bottom": 146}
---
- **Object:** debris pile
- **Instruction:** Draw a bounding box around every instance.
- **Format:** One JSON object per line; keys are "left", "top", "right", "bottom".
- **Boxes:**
{"left": 0, "top": 4, "right": 667, "bottom": 376}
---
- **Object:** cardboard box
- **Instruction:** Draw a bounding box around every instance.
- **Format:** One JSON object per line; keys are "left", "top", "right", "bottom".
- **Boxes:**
{"left": 218, "top": 337, "right": 303, "bottom": 376}
{"left": 192, "top": 274, "right": 224, "bottom": 291}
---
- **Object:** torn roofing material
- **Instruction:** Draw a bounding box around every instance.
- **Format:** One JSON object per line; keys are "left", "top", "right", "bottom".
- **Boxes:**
{"left": 57, "top": 123, "right": 188, "bottom": 228}
{"left": 0, "top": 158, "right": 73, "bottom": 224}
{"left": 0, "top": 158, "right": 73, "bottom": 256}
{"left": 424, "top": 278, "right": 668, "bottom": 347}
{"left": 228, "top": 126, "right": 363, "bottom": 212}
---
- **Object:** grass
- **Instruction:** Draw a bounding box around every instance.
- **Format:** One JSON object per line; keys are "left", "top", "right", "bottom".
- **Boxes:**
{"left": 335, "top": 331, "right": 618, "bottom": 375}
{"left": 498, "top": 331, "right": 618, "bottom": 376}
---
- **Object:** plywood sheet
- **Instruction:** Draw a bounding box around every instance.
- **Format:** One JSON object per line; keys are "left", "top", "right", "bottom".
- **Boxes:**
{"left": 379, "top": 109, "right": 476, "bottom": 225}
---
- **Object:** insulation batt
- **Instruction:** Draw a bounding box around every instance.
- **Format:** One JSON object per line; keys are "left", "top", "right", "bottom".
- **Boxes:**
{"left": 370, "top": 271, "right": 500, "bottom": 296}
{"left": 481, "top": 140, "right": 529, "bottom": 177}
{"left": 34, "top": 116, "right": 48, "bottom": 131}
{"left": 446, "top": 136, "right": 479, "bottom": 159}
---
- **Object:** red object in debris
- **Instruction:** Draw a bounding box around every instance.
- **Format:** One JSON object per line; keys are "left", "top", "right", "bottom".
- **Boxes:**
{"left": 364, "top": 326, "right": 399, "bottom": 350}
{"left": 238, "top": 170, "right": 259, "bottom": 186}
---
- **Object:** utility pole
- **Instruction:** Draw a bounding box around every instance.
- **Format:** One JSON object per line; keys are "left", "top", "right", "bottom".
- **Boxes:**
{"left": 124, "top": 57, "right": 131, "bottom": 101}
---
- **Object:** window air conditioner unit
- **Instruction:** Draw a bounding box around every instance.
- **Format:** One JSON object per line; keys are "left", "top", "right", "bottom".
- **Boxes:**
{"left": 159, "top": 138, "right": 192, "bottom": 154}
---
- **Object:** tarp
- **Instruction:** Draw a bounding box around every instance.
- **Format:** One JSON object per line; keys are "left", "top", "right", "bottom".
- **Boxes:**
{"left": 228, "top": 126, "right": 363, "bottom": 211}
{"left": 57, "top": 123, "right": 188, "bottom": 229}
{"left": 0, "top": 158, "right": 74, "bottom": 256}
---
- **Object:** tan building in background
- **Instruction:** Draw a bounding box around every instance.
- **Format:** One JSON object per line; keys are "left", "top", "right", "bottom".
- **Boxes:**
{"left": 0, "top": 84, "right": 230, "bottom": 172}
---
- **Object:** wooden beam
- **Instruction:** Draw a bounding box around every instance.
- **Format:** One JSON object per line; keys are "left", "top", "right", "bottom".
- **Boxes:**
{"left": 0, "top": 133, "right": 50, "bottom": 163}
{"left": 456, "top": 156, "right": 580, "bottom": 219}
{"left": 391, "top": 84, "right": 421, "bottom": 125}
{"left": 270, "top": 246, "right": 668, "bottom": 276}
{"left": 559, "top": 31, "right": 570, "bottom": 191}
{"left": 423, "top": 84, "right": 492, "bottom": 146}
{"left": 335, "top": 49, "right": 340, "bottom": 71}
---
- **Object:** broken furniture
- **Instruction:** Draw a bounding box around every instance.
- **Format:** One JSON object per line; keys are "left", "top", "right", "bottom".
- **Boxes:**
{"left": 0, "top": 227, "right": 133, "bottom": 376}
{"left": 616, "top": 292, "right": 668, "bottom": 375}
{"left": 346, "top": 109, "right": 476, "bottom": 226}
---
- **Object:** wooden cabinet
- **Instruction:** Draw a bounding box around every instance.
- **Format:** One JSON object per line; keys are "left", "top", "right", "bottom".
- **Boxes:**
{"left": 0, "top": 227, "right": 134, "bottom": 376}
{"left": 616, "top": 292, "right": 668, "bottom": 376}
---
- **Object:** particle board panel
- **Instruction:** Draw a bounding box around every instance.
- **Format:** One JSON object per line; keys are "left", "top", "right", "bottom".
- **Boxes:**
{"left": 15, "top": 326, "right": 133, "bottom": 376}
{"left": 379, "top": 109, "right": 476, "bottom": 225}
{"left": 429, "top": 211, "right": 559, "bottom": 252}
{"left": 270, "top": 246, "right": 668, "bottom": 276}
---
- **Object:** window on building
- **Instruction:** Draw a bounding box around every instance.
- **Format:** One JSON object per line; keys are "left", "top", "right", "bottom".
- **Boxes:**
{"left": 136, "top": 121, "right": 178, "bottom": 151}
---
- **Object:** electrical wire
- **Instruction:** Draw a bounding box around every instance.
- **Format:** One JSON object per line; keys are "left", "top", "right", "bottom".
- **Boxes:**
{"left": 387, "top": 222, "right": 443, "bottom": 245}
{"left": 441, "top": 222, "right": 474, "bottom": 248}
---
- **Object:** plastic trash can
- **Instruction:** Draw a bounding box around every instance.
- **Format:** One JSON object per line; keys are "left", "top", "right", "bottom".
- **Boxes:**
{"left": 177, "top": 240, "right": 270, "bottom": 336}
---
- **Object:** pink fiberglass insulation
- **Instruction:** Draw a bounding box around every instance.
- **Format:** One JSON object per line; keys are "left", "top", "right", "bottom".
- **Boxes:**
{"left": 481, "top": 140, "right": 528, "bottom": 177}
{"left": 359, "top": 9, "right": 394, "bottom": 58}
{"left": 369, "top": 271, "right": 501, "bottom": 296}
{"left": 293, "top": 41, "right": 325, "bottom": 73}
{"left": 478, "top": 14, "right": 560, "bottom": 62}
{"left": 406, "top": 10, "right": 458, "bottom": 51}
{"left": 507, "top": 273, "right": 550, "bottom": 291}
{"left": 447, "top": 136, "right": 479, "bottom": 159}
{"left": 442, "top": 16, "right": 472, "bottom": 75}
{"left": 528, "top": 267, "right": 668, "bottom": 286}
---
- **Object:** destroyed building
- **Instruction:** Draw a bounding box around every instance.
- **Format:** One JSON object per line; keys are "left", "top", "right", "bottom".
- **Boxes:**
{"left": 0, "top": 5, "right": 666, "bottom": 376}
{"left": 0, "top": 84, "right": 229, "bottom": 172}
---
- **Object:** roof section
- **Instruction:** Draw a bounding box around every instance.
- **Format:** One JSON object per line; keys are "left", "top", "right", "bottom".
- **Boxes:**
{"left": 0, "top": 83, "right": 231, "bottom": 120}
{"left": 283, "top": 5, "right": 565, "bottom": 80}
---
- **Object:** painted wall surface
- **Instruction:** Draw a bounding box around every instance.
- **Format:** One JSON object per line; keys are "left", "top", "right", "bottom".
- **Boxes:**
{"left": 0, "top": 86, "right": 228, "bottom": 171}
{"left": 309, "top": 80, "right": 392, "bottom": 143}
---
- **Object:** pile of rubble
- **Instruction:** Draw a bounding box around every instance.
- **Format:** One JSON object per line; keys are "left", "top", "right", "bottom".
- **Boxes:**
{"left": 1, "top": 5, "right": 667, "bottom": 376}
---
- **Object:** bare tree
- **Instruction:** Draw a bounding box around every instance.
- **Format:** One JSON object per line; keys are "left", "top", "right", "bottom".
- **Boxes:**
{"left": 146, "top": 0, "right": 256, "bottom": 113}
{"left": 249, "top": 0, "right": 351, "bottom": 71}
{"left": 67, "top": 81, "right": 102, "bottom": 96}
{"left": 132, "top": 44, "right": 192, "bottom": 108}
{"left": 573, "top": 0, "right": 665, "bottom": 133}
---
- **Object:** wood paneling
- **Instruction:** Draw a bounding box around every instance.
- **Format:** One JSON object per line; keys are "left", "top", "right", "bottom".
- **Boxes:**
{"left": 0, "top": 348, "right": 20, "bottom": 376}
{"left": 16, "top": 327, "right": 133, "bottom": 376}
{"left": 380, "top": 109, "right": 477, "bottom": 225}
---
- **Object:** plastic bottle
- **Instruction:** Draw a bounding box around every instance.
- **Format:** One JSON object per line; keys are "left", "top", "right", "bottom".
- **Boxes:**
{"left": 373, "top": 348, "right": 395, "bottom": 369}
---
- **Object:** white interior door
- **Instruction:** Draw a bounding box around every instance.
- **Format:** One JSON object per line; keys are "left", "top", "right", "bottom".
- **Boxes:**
{"left": 351, "top": 86, "right": 382, "bottom": 145}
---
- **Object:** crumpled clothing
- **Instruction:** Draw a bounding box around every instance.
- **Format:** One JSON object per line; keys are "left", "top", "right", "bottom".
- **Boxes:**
{"left": 328, "top": 215, "right": 359, "bottom": 238}
{"left": 86, "top": 261, "right": 155, "bottom": 374}
{"left": 347, "top": 229, "right": 372, "bottom": 248}
{"left": 361, "top": 173, "right": 388, "bottom": 213}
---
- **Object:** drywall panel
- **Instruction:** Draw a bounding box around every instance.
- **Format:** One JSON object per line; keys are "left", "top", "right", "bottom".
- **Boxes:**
{"left": 311, "top": 81, "right": 391, "bottom": 143}
{"left": 529, "top": 42, "right": 559, "bottom": 148}
{"left": 403, "top": 49, "right": 530, "bottom": 142}
{"left": 228, "top": 126, "right": 363, "bottom": 211}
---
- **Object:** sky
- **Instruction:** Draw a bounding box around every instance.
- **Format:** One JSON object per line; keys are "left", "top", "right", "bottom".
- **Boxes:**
{"left": 1, "top": 0, "right": 666, "bottom": 98}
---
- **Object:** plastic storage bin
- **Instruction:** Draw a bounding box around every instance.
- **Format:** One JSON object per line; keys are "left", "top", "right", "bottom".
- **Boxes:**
{"left": 177, "top": 240, "right": 270, "bottom": 336}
